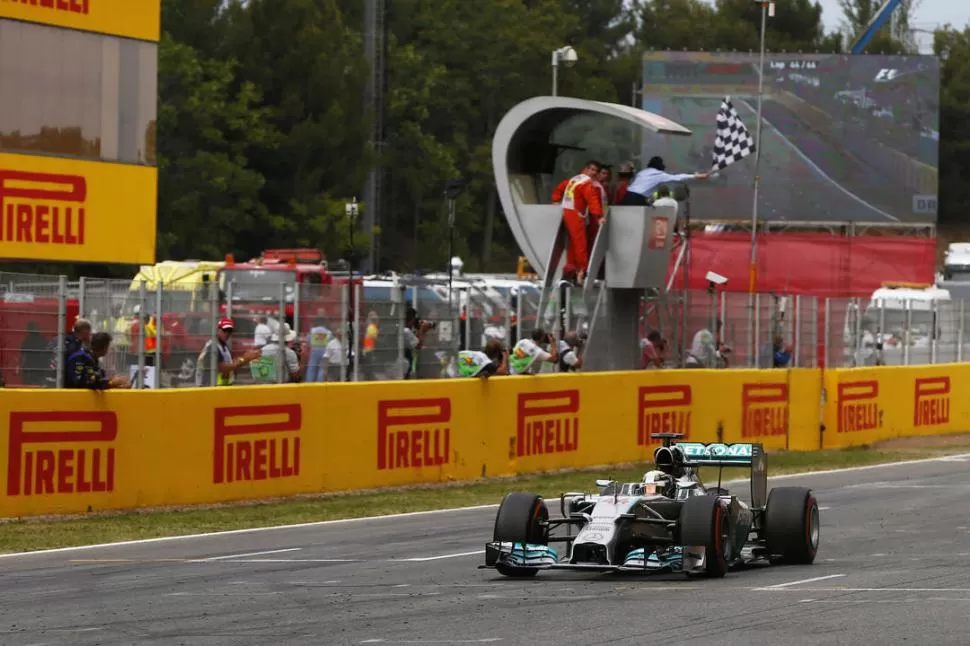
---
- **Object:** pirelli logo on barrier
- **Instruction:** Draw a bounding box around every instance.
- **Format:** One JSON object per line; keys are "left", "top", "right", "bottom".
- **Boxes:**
{"left": 0, "top": 0, "right": 162, "bottom": 42}
{"left": 837, "top": 381, "right": 883, "bottom": 433}
{"left": 515, "top": 391, "right": 579, "bottom": 457}
{"left": 213, "top": 404, "right": 301, "bottom": 484}
{"left": 7, "top": 411, "right": 117, "bottom": 496}
{"left": 637, "top": 385, "right": 691, "bottom": 445}
{"left": 741, "top": 383, "right": 789, "bottom": 438}
{"left": 914, "top": 377, "right": 950, "bottom": 427}
{"left": 0, "top": 170, "right": 86, "bottom": 247}
{"left": 377, "top": 398, "right": 451, "bottom": 470}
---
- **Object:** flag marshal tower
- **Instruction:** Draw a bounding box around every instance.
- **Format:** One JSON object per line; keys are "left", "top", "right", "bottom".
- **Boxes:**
{"left": 492, "top": 96, "right": 694, "bottom": 371}
{"left": 0, "top": 1, "right": 160, "bottom": 264}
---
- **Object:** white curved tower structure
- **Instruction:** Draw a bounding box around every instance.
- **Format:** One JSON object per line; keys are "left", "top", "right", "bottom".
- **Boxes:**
{"left": 492, "top": 96, "right": 693, "bottom": 370}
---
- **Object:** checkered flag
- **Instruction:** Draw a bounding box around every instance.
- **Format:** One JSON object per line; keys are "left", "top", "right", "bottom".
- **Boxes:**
{"left": 711, "top": 96, "right": 756, "bottom": 172}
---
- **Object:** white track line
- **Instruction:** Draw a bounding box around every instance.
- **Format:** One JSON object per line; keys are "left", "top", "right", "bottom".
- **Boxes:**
{"left": 755, "top": 574, "right": 846, "bottom": 589}
{"left": 3, "top": 453, "right": 970, "bottom": 560}
{"left": 399, "top": 550, "right": 484, "bottom": 562}
{"left": 199, "top": 547, "right": 301, "bottom": 561}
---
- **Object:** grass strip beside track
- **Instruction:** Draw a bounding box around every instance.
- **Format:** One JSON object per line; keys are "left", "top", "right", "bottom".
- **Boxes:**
{"left": 3, "top": 436, "right": 970, "bottom": 554}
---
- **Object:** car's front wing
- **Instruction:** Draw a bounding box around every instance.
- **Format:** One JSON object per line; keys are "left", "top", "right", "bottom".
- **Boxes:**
{"left": 482, "top": 541, "right": 705, "bottom": 573}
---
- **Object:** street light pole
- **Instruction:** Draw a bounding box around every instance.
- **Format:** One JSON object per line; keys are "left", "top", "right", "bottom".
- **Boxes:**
{"left": 748, "top": 0, "right": 772, "bottom": 366}
{"left": 345, "top": 197, "right": 359, "bottom": 379}
{"left": 551, "top": 46, "right": 577, "bottom": 96}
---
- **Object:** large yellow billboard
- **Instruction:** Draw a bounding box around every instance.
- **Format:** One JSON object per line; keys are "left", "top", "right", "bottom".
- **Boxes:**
{"left": 0, "top": 152, "right": 157, "bottom": 264}
{"left": 0, "top": 0, "right": 160, "bottom": 42}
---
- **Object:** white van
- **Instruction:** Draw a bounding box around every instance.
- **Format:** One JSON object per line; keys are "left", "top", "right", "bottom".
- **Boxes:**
{"left": 844, "top": 282, "right": 953, "bottom": 366}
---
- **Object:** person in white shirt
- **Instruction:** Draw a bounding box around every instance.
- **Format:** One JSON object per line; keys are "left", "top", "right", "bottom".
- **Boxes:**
{"left": 253, "top": 316, "right": 273, "bottom": 348}
{"left": 509, "top": 329, "right": 559, "bottom": 375}
{"left": 323, "top": 328, "right": 346, "bottom": 381}
{"left": 620, "top": 156, "right": 708, "bottom": 206}
{"left": 557, "top": 331, "right": 584, "bottom": 372}
{"left": 252, "top": 324, "right": 301, "bottom": 382}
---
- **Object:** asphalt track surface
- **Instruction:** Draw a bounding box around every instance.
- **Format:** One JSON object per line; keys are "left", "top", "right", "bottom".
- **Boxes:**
{"left": 4, "top": 455, "right": 970, "bottom": 646}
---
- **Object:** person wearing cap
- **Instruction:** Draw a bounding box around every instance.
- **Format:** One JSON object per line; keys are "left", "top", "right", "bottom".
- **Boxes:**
{"left": 613, "top": 161, "right": 635, "bottom": 204}
{"left": 620, "top": 156, "right": 709, "bottom": 206}
{"left": 252, "top": 323, "right": 302, "bottom": 383}
{"left": 194, "top": 318, "right": 260, "bottom": 387}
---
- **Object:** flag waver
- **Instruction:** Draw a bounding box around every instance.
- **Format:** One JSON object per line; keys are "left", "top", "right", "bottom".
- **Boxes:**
{"left": 711, "top": 96, "right": 756, "bottom": 172}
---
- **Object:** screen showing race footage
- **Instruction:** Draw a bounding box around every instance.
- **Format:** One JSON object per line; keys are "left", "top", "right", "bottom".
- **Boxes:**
{"left": 638, "top": 52, "right": 940, "bottom": 223}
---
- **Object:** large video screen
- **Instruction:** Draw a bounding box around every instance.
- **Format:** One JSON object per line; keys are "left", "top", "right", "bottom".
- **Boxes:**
{"left": 638, "top": 52, "right": 940, "bottom": 223}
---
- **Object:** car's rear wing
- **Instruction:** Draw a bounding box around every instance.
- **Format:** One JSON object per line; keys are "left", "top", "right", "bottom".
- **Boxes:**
{"left": 675, "top": 442, "right": 768, "bottom": 510}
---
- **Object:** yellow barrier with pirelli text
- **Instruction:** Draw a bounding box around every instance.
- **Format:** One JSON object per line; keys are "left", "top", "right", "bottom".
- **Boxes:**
{"left": 0, "top": 368, "right": 821, "bottom": 518}
{"left": 822, "top": 364, "right": 966, "bottom": 449}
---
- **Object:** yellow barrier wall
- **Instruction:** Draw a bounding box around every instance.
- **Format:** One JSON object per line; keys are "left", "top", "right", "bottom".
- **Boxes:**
{"left": 0, "top": 368, "right": 820, "bottom": 518}
{"left": 822, "top": 364, "right": 965, "bottom": 448}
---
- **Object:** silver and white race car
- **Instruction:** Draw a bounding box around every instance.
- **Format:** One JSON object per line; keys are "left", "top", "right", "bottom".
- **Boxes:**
{"left": 481, "top": 434, "right": 819, "bottom": 578}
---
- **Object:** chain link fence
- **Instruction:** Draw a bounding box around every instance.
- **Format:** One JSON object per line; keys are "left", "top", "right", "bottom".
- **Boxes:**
{"left": 5, "top": 269, "right": 969, "bottom": 387}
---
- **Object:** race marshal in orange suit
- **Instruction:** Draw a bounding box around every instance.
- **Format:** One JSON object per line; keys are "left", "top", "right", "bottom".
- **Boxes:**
{"left": 551, "top": 160, "right": 604, "bottom": 286}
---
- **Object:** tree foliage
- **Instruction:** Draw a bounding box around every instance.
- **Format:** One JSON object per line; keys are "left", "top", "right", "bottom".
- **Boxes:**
{"left": 93, "top": 0, "right": 958, "bottom": 278}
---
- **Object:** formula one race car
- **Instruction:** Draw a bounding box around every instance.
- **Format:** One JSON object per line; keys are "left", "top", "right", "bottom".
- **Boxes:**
{"left": 481, "top": 434, "right": 819, "bottom": 578}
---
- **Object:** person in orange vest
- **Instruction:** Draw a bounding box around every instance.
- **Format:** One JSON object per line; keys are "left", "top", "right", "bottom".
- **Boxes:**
{"left": 613, "top": 161, "right": 634, "bottom": 204}
{"left": 550, "top": 160, "right": 604, "bottom": 286}
{"left": 130, "top": 310, "right": 159, "bottom": 366}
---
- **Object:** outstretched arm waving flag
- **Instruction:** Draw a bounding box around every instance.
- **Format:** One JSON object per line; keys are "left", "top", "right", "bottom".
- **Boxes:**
{"left": 711, "top": 96, "right": 756, "bottom": 172}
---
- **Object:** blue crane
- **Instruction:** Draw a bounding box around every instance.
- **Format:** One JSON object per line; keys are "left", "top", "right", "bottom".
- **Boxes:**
{"left": 849, "top": 0, "right": 903, "bottom": 54}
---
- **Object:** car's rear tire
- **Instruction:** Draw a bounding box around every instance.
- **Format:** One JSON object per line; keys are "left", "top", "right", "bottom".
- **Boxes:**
{"left": 680, "top": 495, "right": 729, "bottom": 578}
{"left": 493, "top": 492, "right": 548, "bottom": 577}
{"left": 765, "top": 487, "right": 819, "bottom": 565}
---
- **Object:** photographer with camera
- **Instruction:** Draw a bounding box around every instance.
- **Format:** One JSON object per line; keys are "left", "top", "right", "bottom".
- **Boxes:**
{"left": 457, "top": 338, "right": 509, "bottom": 378}
{"left": 403, "top": 306, "right": 435, "bottom": 379}
{"left": 509, "top": 328, "right": 559, "bottom": 375}
{"left": 557, "top": 330, "right": 584, "bottom": 372}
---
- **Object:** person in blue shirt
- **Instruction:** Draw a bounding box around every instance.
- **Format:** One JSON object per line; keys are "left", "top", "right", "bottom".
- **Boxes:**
{"left": 66, "top": 332, "right": 128, "bottom": 389}
{"left": 619, "top": 156, "right": 709, "bottom": 206}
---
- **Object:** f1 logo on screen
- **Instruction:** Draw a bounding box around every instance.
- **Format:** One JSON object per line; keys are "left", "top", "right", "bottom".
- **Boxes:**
{"left": 7, "top": 411, "right": 118, "bottom": 497}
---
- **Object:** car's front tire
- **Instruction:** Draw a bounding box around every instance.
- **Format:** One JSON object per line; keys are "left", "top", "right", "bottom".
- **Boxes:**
{"left": 765, "top": 487, "right": 819, "bottom": 565}
{"left": 680, "top": 495, "right": 729, "bottom": 578}
{"left": 493, "top": 492, "right": 548, "bottom": 577}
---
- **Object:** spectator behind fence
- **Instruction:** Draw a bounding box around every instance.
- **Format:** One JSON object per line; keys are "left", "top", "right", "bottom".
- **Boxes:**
{"left": 66, "top": 332, "right": 128, "bottom": 390}
{"left": 361, "top": 310, "right": 380, "bottom": 380}
{"left": 685, "top": 320, "right": 729, "bottom": 369}
{"left": 759, "top": 333, "right": 793, "bottom": 368}
{"left": 306, "top": 319, "right": 333, "bottom": 383}
{"left": 252, "top": 324, "right": 301, "bottom": 383}
{"left": 195, "top": 318, "right": 260, "bottom": 386}
{"left": 403, "top": 306, "right": 433, "bottom": 379}
{"left": 253, "top": 316, "right": 272, "bottom": 348}
{"left": 62, "top": 318, "right": 92, "bottom": 367}
{"left": 323, "top": 327, "right": 346, "bottom": 381}
{"left": 509, "top": 328, "right": 559, "bottom": 375}
{"left": 457, "top": 338, "right": 508, "bottom": 378}
{"left": 641, "top": 330, "right": 666, "bottom": 369}
{"left": 557, "top": 331, "right": 584, "bottom": 372}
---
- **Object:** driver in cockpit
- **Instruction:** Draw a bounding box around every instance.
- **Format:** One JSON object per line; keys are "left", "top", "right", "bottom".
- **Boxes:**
{"left": 642, "top": 445, "right": 689, "bottom": 497}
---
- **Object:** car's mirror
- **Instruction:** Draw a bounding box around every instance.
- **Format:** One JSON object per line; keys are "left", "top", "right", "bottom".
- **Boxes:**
{"left": 595, "top": 479, "right": 615, "bottom": 489}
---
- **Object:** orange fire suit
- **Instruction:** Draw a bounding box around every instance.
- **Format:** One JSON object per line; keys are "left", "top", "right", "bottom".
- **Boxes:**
{"left": 613, "top": 179, "right": 629, "bottom": 204}
{"left": 551, "top": 174, "right": 603, "bottom": 276}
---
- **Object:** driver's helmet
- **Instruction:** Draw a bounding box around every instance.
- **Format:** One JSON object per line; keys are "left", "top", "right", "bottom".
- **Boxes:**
{"left": 654, "top": 445, "right": 686, "bottom": 476}
{"left": 642, "top": 469, "right": 674, "bottom": 497}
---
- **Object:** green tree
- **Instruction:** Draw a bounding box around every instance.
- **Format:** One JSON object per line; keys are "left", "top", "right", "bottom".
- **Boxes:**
{"left": 222, "top": 0, "right": 372, "bottom": 262}
{"left": 155, "top": 34, "right": 278, "bottom": 261}
{"left": 934, "top": 26, "right": 970, "bottom": 227}
{"left": 714, "top": 0, "right": 842, "bottom": 53}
